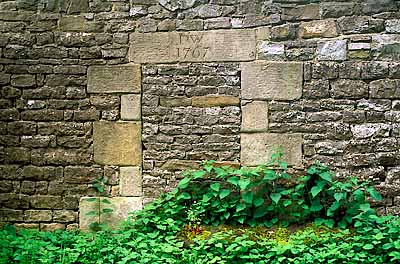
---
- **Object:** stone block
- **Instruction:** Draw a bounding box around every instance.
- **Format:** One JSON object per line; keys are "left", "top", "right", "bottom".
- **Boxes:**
{"left": 317, "top": 40, "right": 347, "bottom": 61}
{"left": 40, "top": 223, "right": 65, "bottom": 231}
{"left": 87, "top": 65, "right": 141, "bottom": 94}
{"left": 241, "top": 133, "right": 303, "bottom": 166}
{"left": 121, "top": 94, "right": 141, "bottom": 121}
{"left": 79, "top": 197, "right": 99, "bottom": 231}
{"left": 283, "top": 4, "right": 320, "bottom": 21}
{"left": 100, "top": 197, "right": 142, "bottom": 228}
{"left": 58, "top": 16, "right": 101, "bottom": 32}
{"left": 129, "top": 29, "right": 255, "bottom": 63}
{"left": 119, "top": 167, "right": 142, "bottom": 196}
{"left": 192, "top": 95, "right": 239, "bottom": 107}
{"left": 299, "top": 20, "right": 338, "bottom": 39}
{"left": 241, "top": 101, "right": 269, "bottom": 132}
{"left": 241, "top": 61, "right": 303, "bottom": 100}
{"left": 93, "top": 121, "right": 141, "bottom": 166}
{"left": 24, "top": 210, "right": 52, "bottom": 222}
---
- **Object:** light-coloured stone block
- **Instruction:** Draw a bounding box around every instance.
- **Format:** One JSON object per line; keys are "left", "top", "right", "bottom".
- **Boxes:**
{"left": 241, "top": 133, "right": 303, "bottom": 166}
{"left": 241, "top": 61, "right": 303, "bottom": 100}
{"left": 192, "top": 95, "right": 240, "bottom": 107}
{"left": 93, "top": 121, "right": 141, "bottom": 166}
{"left": 129, "top": 29, "right": 256, "bottom": 63}
{"left": 241, "top": 101, "right": 269, "bottom": 132}
{"left": 79, "top": 197, "right": 99, "bottom": 231}
{"left": 100, "top": 197, "right": 142, "bottom": 228}
{"left": 121, "top": 94, "right": 141, "bottom": 121}
{"left": 79, "top": 197, "right": 142, "bottom": 230}
{"left": 87, "top": 65, "right": 141, "bottom": 94}
{"left": 120, "top": 167, "right": 142, "bottom": 196}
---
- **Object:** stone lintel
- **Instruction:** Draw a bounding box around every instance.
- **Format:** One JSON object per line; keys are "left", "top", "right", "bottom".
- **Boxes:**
{"left": 129, "top": 29, "right": 256, "bottom": 63}
{"left": 87, "top": 65, "right": 141, "bottom": 94}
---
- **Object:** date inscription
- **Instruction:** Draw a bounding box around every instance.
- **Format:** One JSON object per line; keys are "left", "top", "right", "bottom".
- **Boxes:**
{"left": 171, "top": 32, "right": 211, "bottom": 60}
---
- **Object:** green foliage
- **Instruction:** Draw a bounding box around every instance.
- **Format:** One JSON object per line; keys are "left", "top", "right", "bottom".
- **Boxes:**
{"left": 1, "top": 156, "right": 399, "bottom": 264}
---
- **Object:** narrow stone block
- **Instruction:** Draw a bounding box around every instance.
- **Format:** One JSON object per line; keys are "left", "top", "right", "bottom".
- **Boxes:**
{"left": 192, "top": 95, "right": 240, "bottom": 107}
{"left": 241, "top": 61, "right": 303, "bottom": 100}
{"left": 241, "top": 133, "right": 303, "bottom": 166}
{"left": 119, "top": 167, "right": 142, "bottom": 196}
{"left": 121, "top": 94, "right": 141, "bottom": 121}
{"left": 87, "top": 65, "right": 141, "bottom": 94}
{"left": 79, "top": 197, "right": 99, "bottom": 231}
{"left": 130, "top": 29, "right": 256, "bottom": 63}
{"left": 93, "top": 121, "right": 142, "bottom": 166}
{"left": 241, "top": 101, "right": 269, "bottom": 132}
{"left": 99, "top": 197, "right": 142, "bottom": 228}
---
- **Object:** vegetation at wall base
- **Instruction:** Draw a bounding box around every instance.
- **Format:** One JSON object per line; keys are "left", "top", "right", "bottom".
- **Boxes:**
{"left": 1, "top": 157, "right": 400, "bottom": 264}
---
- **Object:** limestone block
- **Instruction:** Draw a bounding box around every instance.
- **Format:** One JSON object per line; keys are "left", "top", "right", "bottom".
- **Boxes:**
{"left": 299, "top": 20, "right": 338, "bottom": 39}
{"left": 241, "top": 101, "right": 269, "bottom": 132}
{"left": 241, "top": 133, "right": 303, "bottom": 166}
{"left": 79, "top": 197, "right": 99, "bottom": 231}
{"left": 87, "top": 65, "right": 141, "bottom": 94}
{"left": 93, "top": 121, "right": 141, "bottom": 166}
{"left": 129, "top": 29, "right": 256, "bottom": 63}
{"left": 241, "top": 61, "right": 303, "bottom": 100}
{"left": 100, "top": 197, "right": 142, "bottom": 228}
{"left": 121, "top": 94, "right": 141, "bottom": 121}
{"left": 192, "top": 95, "right": 240, "bottom": 107}
{"left": 316, "top": 40, "right": 347, "bottom": 61}
{"left": 120, "top": 167, "right": 142, "bottom": 196}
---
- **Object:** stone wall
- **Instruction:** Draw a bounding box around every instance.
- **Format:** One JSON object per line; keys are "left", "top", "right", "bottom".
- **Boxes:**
{"left": 0, "top": 0, "right": 400, "bottom": 229}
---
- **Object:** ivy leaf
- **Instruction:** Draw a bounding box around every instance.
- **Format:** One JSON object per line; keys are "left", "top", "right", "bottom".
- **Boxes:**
{"left": 178, "top": 177, "right": 191, "bottom": 189}
{"left": 311, "top": 186, "right": 323, "bottom": 198}
{"left": 319, "top": 172, "right": 333, "bottom": 183}
{"left": 219, "top": 189, "right": 231, "bottom": 199}
{"left": 192, "top": 171, "right": 206, "bottom": 179}
{"left": 363, "top": 244, "right": 374, "bottom": 250}
{"left": 238, "top": 179, "right": 251, "bottom": 190}
{"left": 367, "top": 187, "right": 383, "bottom": 201}
{"left": 227, "top": 176, "right": 239, "bottom": 186}
{"left": 254, "top": 206, "right": 269, "bottom": 218}
{"left": 202, "top": 193, "right": 213, "bottom": 203}
{"left": 102, "top": 208, "right": 113, "bottom": 214}
{"left": 334, "top": 193, "right": 345, "bottom": 202}
{"left": 243, "top": 192, "right": 253, "bottom": 204}
{"left": 101, "top": 199, "right": 111, "bottom": 204}
{"left": 283, "top": 200, "right": 292, "bottom": 207}
{"left": 86, "top": 198, "right": 97, "bottom": 202}
{"left": 178, "top": 192, "right": 191, "bottom": 200}
{"left": 310, "top": 202, "right": 323, "bottom": 212}
{"left": 210, "top": 183, "right": 221, "bottom": 192}
{"left": 270, "top": 193, "right": 281, "bottom": 204}
{"left": 253, "top": 197, "right": 264, "bottom": 207}
{"left": 86, "top": 211, "right": 98, "bottom": 216}
{"left": 236, "top": 203, "right": 246, "bottom": 212}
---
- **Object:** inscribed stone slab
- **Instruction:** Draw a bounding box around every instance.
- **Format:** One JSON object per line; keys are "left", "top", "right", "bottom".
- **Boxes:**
{"left": 93, "top": 121, "right": 141, "bottom": 166}
{"left": 241, "top": 133, "right": 303, "bottom": 166}
{"left": 129, "top": 29, "right": 256, "bottom": 63}
{"left": 241, "top": 101, "right": 269, "bottom": 132}
{"left": 119, "top": 167, "right": 142, "bottom": 196}
{"left": 241, "top": 61, "right": 303, "bottom": 100}
{"left": 87, "top": 65, "right": 141, "bottom": 94}
{"left": 121, "top": 94, "right": 141, "bottom": 120}
{"left": 100, "top": 197, "right": 142, "bottom": 228}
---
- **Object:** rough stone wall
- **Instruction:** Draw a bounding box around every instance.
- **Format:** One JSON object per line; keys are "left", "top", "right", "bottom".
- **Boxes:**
{"left": 0, "top": 0, "right": 400, "bottom": 229}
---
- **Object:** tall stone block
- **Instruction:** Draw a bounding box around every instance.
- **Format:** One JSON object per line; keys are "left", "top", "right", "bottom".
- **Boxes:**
{"left": 241, "top": 61, "right": 303, "bottom": 100}
{"left": 241, "top": 101, "right": 269, "bottom": 132}
{"left": 79, "top": 197, "right": 99, "bottom": 231}
{"left": 120, "top": 167, "right": 142, "bottom": 196}
{"left": 121, "top": 94, "right": 141, "bottom": 121}
{"left": 129, "top": 29, "right": 256, "bottom": 63}
{"left": 87, "top": 65, "right": 141, "bottom": 94}
{"left": 241, "top": 133, "right": 303, "bottom": 166}
{"left": 93, "top": 121, "right": 142, "bottom": 166}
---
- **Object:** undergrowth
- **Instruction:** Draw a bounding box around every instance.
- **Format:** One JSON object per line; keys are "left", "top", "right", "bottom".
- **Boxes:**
{"left": 1, "top": 156, "right": 400, "bottom": 264}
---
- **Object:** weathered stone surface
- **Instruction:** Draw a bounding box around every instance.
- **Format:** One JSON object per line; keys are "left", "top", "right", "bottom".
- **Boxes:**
{"left": 191, "top": 95, "right": 239, "bottom": 107}
{"left": 40, "top": 223, "right": 65, "bottom": 231}
{"left": 283, "top": 4, "right": 320, "bottom": 21}
{"left": 338, "top": 16, "right": 384, "bottom": 35}
{"left": 257, "top": 42, "right": 285, "bottom": 60}
{"left": 331, "top": 80, "right": 368, "bottom": 99}
{"left": 58, "top": 16, "right": 102, "bottom": 32}
{"left": 241, "top": 61, "right": 303, "bottom": 100}
{"left": 299, "top": 20, "right": 338, "bottom": 39}
{"left": 65, "top": 166, "right": 103, "bottom": 184}
{"left": 99, "top": 197, "right": 142, "bottom": 228}
{"left": 321, "top": 2, "right": 355, "bottom": 18}
{"left": 130, "top": 29, "right": 255, "bottom": 63}
{"left": 120, "top": 167, "right": 142, "bottom": 196}
{"left": 370, "top": 80, "right": 400, "bottom": 99}
{"left": 121, "top": 94, "right": 141, "bottom": 121}
{"left": 87, "top": 65, "right": 141, "bottom": 94}
{"left": 316, "top": 40, "right": 347, "bottom": 61}
{"left": 386, "top": 20, "right": 400, "bottom": 33}
{"left": 158, "top": 0, "right": 196, "bottom": 11}
{"left": 241, "top": 133, "right": 303, "bottom": 166}
{"left": 24, "top": 210, "right": 52, "bottom": 222}
{"left": 93, "top": 121, "right": 141, "bottom": 166}
{"left": 241, "top": 101, "right": 268, "bottom": 132}
{"left": 351, "top": 124, "right": 390, "bottom": 139}
{"left": 79, "top": 197, "right": 99, "bottom": 231}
